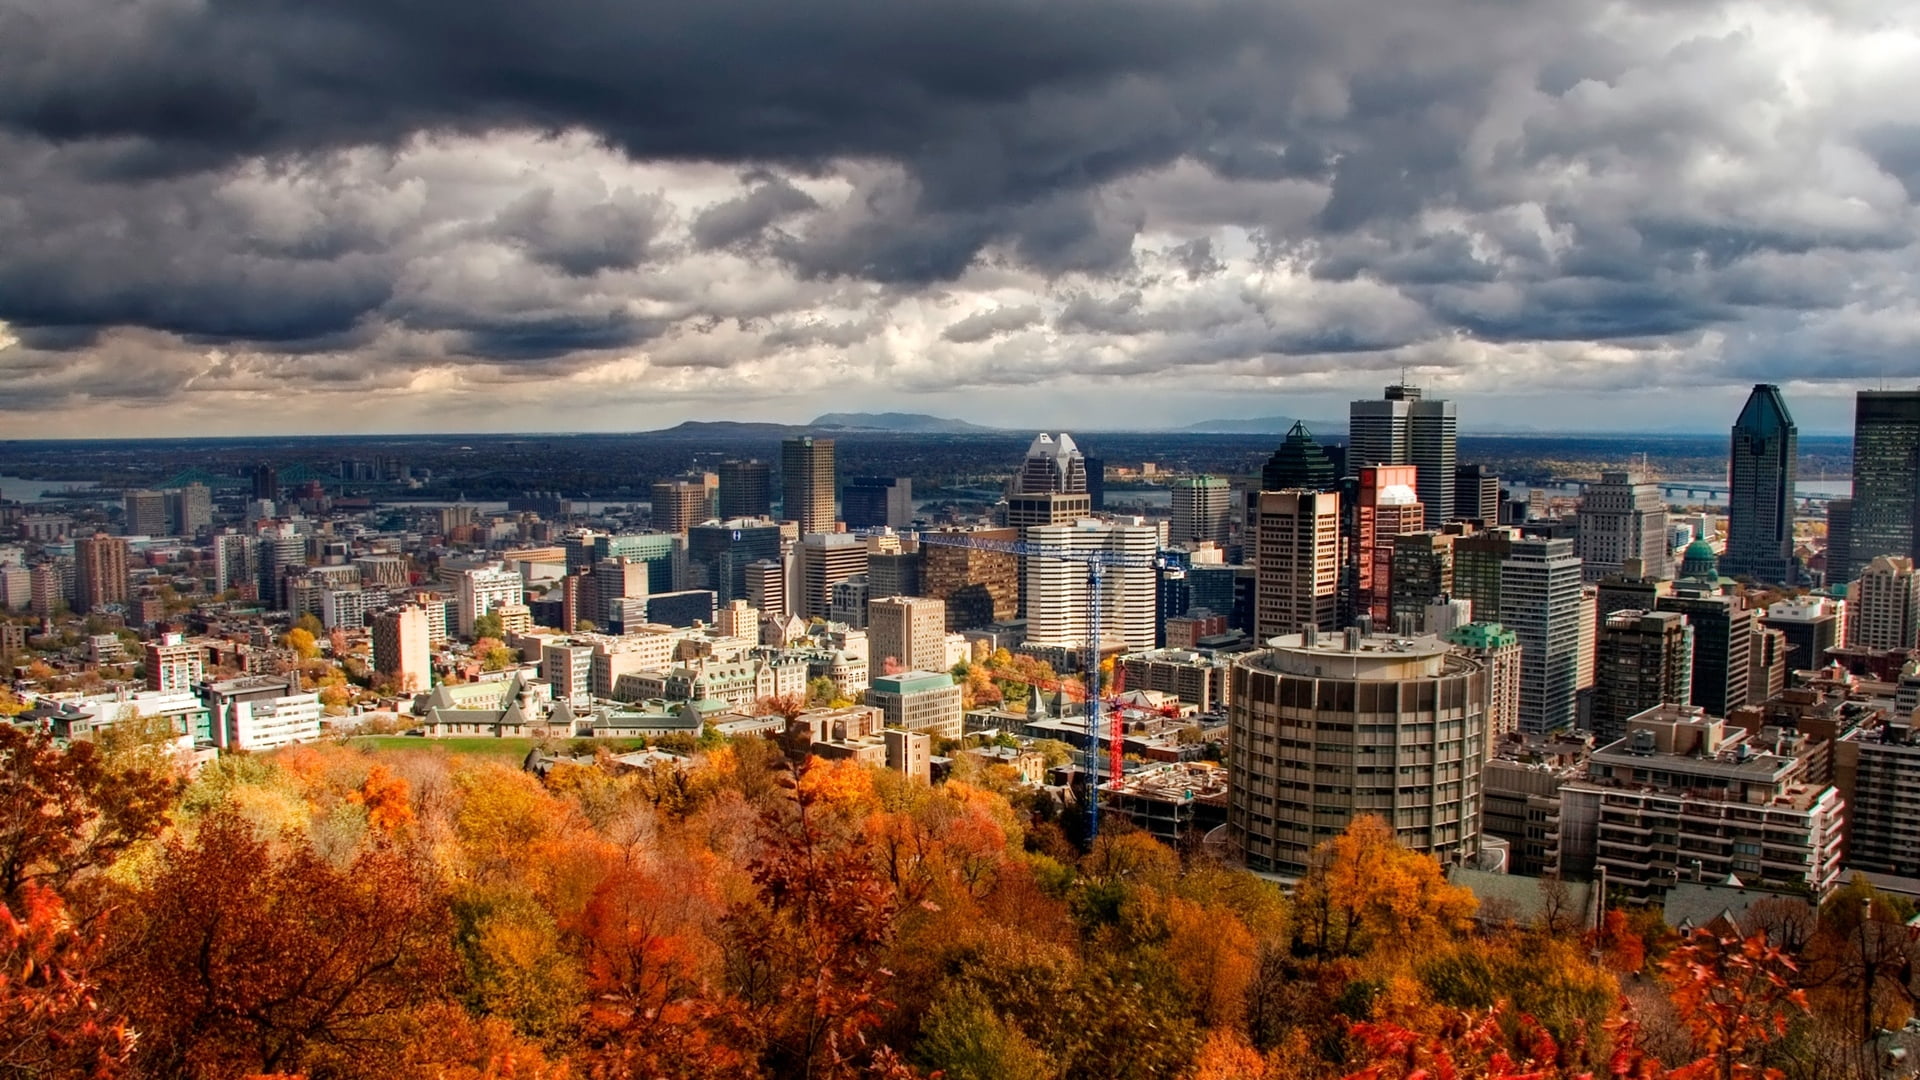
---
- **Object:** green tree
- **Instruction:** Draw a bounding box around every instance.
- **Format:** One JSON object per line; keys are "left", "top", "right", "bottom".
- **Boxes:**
{"left": 294, "top": 612, "right": 324, "bottom": 638}
{"left": 472, "top": 612, "right": 504, "bottom": 641}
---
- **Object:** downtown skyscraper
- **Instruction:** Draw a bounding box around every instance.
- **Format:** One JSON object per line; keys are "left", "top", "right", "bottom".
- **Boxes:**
{"left": 781, "top": 436, "right": 836, "bottom": 534}
{"left": 1349, "top": 384, "right": 1456, "bottom": 528}
{"left": 1722, "top": 384, "right": 1798, "bottom": 584}
{"left": 1840, "top": 390, "right": 1920, "bottom": 584}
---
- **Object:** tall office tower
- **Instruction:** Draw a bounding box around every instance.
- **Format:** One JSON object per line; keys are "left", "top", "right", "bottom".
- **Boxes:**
{"left": 868, "top": 551, "right": 921, "bottom": 600}
{"left": 1846, "top": 555, "right": 1920, "bottom": 651}
{"left": 251, "top": 463, "right": 279, "bottom": 502}
{"left": 1024, "top": 521, "right": 1160, "bottom": 655}
{"left": 1446, "top": 621, "right": 1522, "bottom": 742}
{"left": 1723, "top": 384, "right": 1798, "bottom": 584}
{"left": 1748, "top": 625, "right": 1788, "bottom": 705}
{"left": 1844, "top": 390, "right": 1920, "bottom": 583}
{"left": 718, "top": 459, "right": 773, "bottom": 519}
{"left": 1083, "top": 457, "right": 1106, "bottom": 510}
{"left": 1454, "top": 465, "right": 1500, "bottom": 524}
{"left": 781, "top": 436, "right": 837, "bottom": 533}
{"left": 1169, "top": 475, "right": 1232, "bottom": 549}
{"left": 1229, "top": 629, "right": 1487, "bottom": 874}
{"left": 687, "top": 520, "right": 783, "bottom": 602}
{"left": 922, "top": 527, "right": 1021, "bottom": 630}
{"left": 1349, "top": 384, "right": 1456, "bottom": 527}
{"left": 1252, "top": 490, "right": 1341, "bottom": 639}
{"left": 1453, "top": 527, "right": 1517, "bottom": 618}
{"left": 1575, "top": 471, "right": 1670, "bottom": 582}
{"left": 1006, "top": 433, "right": 1092, "bottom": 528}
{"left": 1260, "top": 422, "right": 1338, "bottom": 491}
{"left": 797, "top": 532, "right": 869, "bottom": 620}
{"left": 1825, "top": 499, "right": 1853, "bottom": 586}
{"left": 123, "top": 489, "right": 168, "bottom": 537}
{"left": 145, "top": 633, "right": 205, "bottom": 693}
{"left": 869, "top": 596, "right": 948, "bottom": 672}
{"left": 650, "top": 480, "right": 709, "bottom": 533}
{"left": 167, "top": 484, "right": 213, "bottom": 537}
{"left": 1577, "top": 586, "right": 1599, "bottom": 693}
{"left": 744, "top": 559, "right": 787, "bottom": 622}
{"left": 456, "top": 565, "right": 524, "bottom": 638}
{"left": 73, "top": 533, "right": 129, "bottom": 614}
{"left": 371, "top": 606, "right": 432, "bottom": 694}
{"left": 1592, "top": 610, "right": 1694, "bottom": 744}
{"left": 212, "top": 532, "right": 259, "bottom": 594}
{"left": 842, "top": 476, "right": 914, "bottom": 530}
{"left": 1354, "top": 465, "right": 1424, "bottom": 627}
{"left": 1656, "top": 585, "right": 1755, "bottom": 718}
{"left": 1500, "top": 538, "right": 1584, "bottom": 734}
{"left": 1762, "top": 595, "right": 1843, "bottom": 671}
{"left": 1389, "top": 532, "right": 1455, "bottom": 631}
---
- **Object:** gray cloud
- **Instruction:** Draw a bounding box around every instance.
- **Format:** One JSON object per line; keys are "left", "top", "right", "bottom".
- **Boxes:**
{"left": 1, "top": 0, "right": 1919, "bottom": 430}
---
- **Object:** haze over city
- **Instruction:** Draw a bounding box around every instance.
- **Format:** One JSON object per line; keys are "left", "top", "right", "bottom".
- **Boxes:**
{"left": 3, "top": 0, "right": 1919, "bottom": 435}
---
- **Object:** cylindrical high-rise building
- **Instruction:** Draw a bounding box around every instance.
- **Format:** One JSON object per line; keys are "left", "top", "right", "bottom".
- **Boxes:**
{"left": 1228, "top": 629, "right": 1486, "bottom": 875}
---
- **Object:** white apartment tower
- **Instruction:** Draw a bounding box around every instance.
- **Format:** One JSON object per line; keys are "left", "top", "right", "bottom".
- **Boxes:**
{"left": 1024, "top": 520, "right": 1158, "bottom": 655}
{"left": 1169, "top": 475, "right": 1232, "bottom": 549}
{"left": 457, "top": 565, "right": 525, "bottom": 638}
{"left": 1847, "top": 555, "right": 1920, "bottom": 651}
{"left": 1500, "top": 538, "right": 1585, "bottom": 733}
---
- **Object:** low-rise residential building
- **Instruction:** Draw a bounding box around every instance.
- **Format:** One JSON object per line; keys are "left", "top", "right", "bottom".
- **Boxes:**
{"left": 1118, "top": 649, "right": 1231, "bottom": 713}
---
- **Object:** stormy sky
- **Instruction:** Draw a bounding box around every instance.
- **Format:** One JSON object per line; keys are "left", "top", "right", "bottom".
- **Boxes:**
{"left": 1, "top": 0, "right": 1917, "bottom": 436}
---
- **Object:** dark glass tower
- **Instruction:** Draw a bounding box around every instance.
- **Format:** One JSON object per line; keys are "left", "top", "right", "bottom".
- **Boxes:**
{"left": 1260, "top": 422, "right": 1338, "bottom": 492}
{"left": 1844, "top": 390, "right": 1920, "bottom": 584}
{"left": 1723, "top": 384, "right": 1797, "bottom": 584}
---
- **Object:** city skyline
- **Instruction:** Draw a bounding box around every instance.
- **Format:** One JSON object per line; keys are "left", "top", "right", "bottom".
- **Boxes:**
{"left": 3, "top": 3, "right": 1920, "bottom": 438}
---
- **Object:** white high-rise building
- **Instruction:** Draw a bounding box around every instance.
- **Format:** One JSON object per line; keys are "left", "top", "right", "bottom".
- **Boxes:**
{"left": 1024, "top": 520, "right": 1158, "bottom": 655}
{"left": 1575, "top": 471, "right": 1671, "bottom": 582}
{"left": 1847, "top": 555, "right": 1920, "bottom": 651}
{"left": 213, "top": 532, "right": 259, "bottom": 595}
{"left": 1252, "top": 490, "right": 1341, "bottom": 638}
{"left": 457, "top": 565, "right": 525, "bottom": 638}
{"left": 1349, "top": 384, "right": 1457, "bottom": 527}
{"left": 1169, "top": 475, "right": 1232, "bottom": 549}
{"left": 1500, "top": 538, "right": 1585, "bottom": 734}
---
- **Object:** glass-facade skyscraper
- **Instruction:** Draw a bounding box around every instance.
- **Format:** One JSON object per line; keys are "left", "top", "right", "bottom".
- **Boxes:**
{"left": 1843, "top": 390, "right": 1920, "bottom": 584}
{"left": 1349, "top": 385, "right": 1456, "bottom": 528}
{"left": 1723, "top": 384, "right": 1798, "bottom": 584}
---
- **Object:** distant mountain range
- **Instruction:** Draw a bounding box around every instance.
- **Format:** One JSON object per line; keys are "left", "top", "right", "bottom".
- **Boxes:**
{"left": 1179, "top": 416, "right": 1346, "bottom": 435}
{"left": 808, "top": 412, "right": 1001, "bottom": 433}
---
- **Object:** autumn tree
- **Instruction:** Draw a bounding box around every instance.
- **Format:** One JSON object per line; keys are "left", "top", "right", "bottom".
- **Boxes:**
{"left": 0, "top": 725, "right": 175, "bottom": 907}
{"left": 1293, "top": 815, "right": 1477, "bottom": 959}
{"left": 0, "top": 882, "right": 134, "bottom": 1079}
{"left": 1658, "top": 927, "right": 1808, "bottom": 1080}
{"left": 108, "top": 812, "right": 456, "bottom": 1078}
{"left": 283, "top": 627, "right": 320, "bottom": 660}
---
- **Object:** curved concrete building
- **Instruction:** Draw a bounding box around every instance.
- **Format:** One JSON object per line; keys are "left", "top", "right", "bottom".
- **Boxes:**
{"left": 1228, "top": 628, "right": 1487, "bottom": 875}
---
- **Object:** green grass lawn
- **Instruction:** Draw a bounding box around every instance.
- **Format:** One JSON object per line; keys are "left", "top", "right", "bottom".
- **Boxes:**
{"left": 343, "top": 735, "right": 651, "bottom": 760}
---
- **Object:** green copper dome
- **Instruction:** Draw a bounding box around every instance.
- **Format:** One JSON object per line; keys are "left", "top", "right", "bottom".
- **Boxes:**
{"left": 1680, "top": 539, "right": 1719, "bottom": 579}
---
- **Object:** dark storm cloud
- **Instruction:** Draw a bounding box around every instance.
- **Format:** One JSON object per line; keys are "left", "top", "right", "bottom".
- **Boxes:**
{"left": 0, "top": 0, "right": 1916, "bottom": 424}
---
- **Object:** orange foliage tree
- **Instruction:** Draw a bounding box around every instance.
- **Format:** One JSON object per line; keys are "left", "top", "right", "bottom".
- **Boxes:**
{"left": 0, "top": 882, "right": 134, "bottom": 1079}
{"left": 1293, "top": 815, "right": 1477, "bottom": 959}
{"left": 107, "top": 812, "right": 455, "bottom": 1078}
{"left": 0, "top": 725, "right": 175, "bottom": 906}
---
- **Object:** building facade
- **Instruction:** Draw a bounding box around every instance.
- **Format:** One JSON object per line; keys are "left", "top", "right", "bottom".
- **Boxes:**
{"left": 1846, "top": 555, "right": 1920, "bottom": 651}
{"left": 1228, "top": 630, "right": 1487, "bottom": 875}
{"left": 1349, "top": 384, "right": 1456, "bottom": 527}
{"left": 372, "top": 605, "right": 433, "bottom": 694}
{"left": 1723, "top": 384, "right": 1798, "bottom": 584}
{"left": 1843, "top": 390, "right": 1920, "bottom": 583}
{"left": 1024, "top": 520, "right": 1159, "bottom": 655}
{"left": 1500, "top": 538, "right": 1584, "bottom": 734}
{"left": 1575, "top": 471, "right": 1670, "bottom": 582}
{"left": 1169, "top": 475, "right": 1232, "bottom": 549}
{"left": 781, "top": 436, "right": 837, "bottom": 533}
{"left": 1252, "top": 490, "right": 1341, "bottom": 639}
{"left": 868, "top": 670, "right": 964, "bottom": 739}
{"left": 869, "top": 596, "right": 948, "bottom": 673}
{"left": 1592, "top": 610, "right": 1694, "bottom": 745}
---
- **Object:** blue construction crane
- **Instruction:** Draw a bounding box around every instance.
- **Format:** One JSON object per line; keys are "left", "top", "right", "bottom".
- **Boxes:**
{"left": 913, "top": 530, "right": 1169, "bottom": 839}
